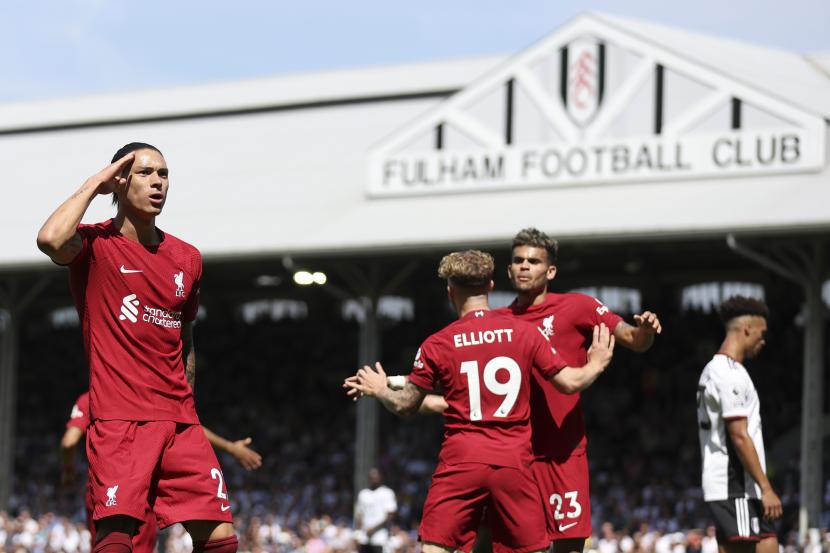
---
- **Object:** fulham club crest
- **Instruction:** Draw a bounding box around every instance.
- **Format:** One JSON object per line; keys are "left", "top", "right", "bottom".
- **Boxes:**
{"left": 560, "top": 37, "right": 606, "bottom": 126}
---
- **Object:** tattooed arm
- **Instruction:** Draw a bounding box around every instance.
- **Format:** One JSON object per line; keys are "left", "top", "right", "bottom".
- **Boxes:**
{"left": 182, "top": 321, "right": 196, "bottom": 392}
{"left": 344, "top": 362, "right": 426, "bottom": 417}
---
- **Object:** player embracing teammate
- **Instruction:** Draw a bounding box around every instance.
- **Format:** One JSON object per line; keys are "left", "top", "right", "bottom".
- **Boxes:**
{"left": 375, "top": 228, "right": 662, "bottom": 552}
{"left": 38, "top": 143, "right": 238, "bottom": 553}
{"left": 345, "top": 250, "right": 615, "bottom": 553}
{"left": 501, "top": 228, "right": 662, "bottom": 552}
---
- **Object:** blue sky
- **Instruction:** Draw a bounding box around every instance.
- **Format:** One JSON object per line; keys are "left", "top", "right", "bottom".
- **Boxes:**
{"left": 3, "top": 0, "right": 828, "bottom": 102}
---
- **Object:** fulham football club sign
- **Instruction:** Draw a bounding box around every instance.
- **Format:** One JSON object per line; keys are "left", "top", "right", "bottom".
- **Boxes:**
{"left": 367, "top": 15, "right": 825, "bottom": 197}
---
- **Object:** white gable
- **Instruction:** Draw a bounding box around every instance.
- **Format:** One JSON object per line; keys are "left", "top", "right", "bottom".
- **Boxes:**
{"left": 369, "top": 14, "right": 826, "bottom": 196}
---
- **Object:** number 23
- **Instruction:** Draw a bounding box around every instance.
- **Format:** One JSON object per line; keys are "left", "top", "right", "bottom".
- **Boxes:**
{"left": 550, "top": 491, "right": 582, "bottom": 520}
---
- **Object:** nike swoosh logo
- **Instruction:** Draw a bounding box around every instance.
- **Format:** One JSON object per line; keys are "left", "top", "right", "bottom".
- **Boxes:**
{"left": 558, "top": 522, "right": 578, "bottom": 532}
{"left": 120, "top": 265, "right": 143, "bottom": 274}
{"left": 220, "top": 504, "right": 231, "bottom": 512}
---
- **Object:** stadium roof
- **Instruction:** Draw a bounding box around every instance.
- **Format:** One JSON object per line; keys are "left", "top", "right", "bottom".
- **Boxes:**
{"left": 591, "top": 13, "right": 830, "bottom": 120}
{"left": 2, "top": 13, "right": 829, "bottom": 270}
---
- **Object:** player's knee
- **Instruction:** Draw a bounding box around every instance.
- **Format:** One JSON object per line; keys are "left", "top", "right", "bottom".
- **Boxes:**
{"left": 192, "top": 534, "right": 238, "bottom": 553}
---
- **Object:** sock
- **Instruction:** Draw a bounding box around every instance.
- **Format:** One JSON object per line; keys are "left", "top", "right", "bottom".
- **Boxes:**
{"left": 93, "top": 532, "right": 132, "bottom": 553}
{"left": 192, "top": 534, "right": 238, "bottom": 553}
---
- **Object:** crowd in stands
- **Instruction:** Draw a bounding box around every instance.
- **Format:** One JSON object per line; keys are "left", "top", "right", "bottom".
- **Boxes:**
{"left": 6, "top": 284, "right": 830, "bottom": 552}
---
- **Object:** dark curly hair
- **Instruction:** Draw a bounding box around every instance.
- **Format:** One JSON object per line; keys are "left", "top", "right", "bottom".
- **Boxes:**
{"left": 512, "top": 227, "right": 558, "bottom": 265}
{"left": 718, "top": 295, "right": 769, "bottom": 325}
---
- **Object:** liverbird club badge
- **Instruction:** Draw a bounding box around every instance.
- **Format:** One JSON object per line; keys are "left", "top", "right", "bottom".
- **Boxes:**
{"left": 560, "top": 37, "right": 606, "bottom": 126}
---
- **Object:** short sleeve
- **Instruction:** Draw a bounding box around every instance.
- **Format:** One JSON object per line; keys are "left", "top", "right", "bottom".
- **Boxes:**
{"left": 181, "top": 251, "right": 202, "bottom": 323}
{"left": 717, "top": 374, "right": 752, "bottom": 419}
{"left": 63, "top": 225, "right": 94, "bottom": 268}
{"left": 586, "top": 295, "right": 624, "bottom": 330}
{"left": 407, "top": 341, "right": 439, "bottom": 392}
{"left": 532, "top": 329, "right": 568, "bottom": 379}
{"left": 66, "top": 393, "right": 90, "bottom": 430}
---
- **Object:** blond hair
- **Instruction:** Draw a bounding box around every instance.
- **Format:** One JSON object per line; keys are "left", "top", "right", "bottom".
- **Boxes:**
{"left": 438, "top": 250, "right": 494, "bottom": 290}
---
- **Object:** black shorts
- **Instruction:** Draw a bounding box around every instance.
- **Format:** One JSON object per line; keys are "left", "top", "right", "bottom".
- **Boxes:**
{"left": 706, "top": 498, "right": 776, "bottom": 542}
{"left": 358, "top": 545, "right": 383, "bottom": 553}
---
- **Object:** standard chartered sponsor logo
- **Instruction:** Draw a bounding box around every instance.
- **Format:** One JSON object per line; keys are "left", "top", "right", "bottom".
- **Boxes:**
{"left": 143, "top": 305, "right": 182, "bottom": 328}
{"left": 117, "top": 293, "right": 181, "bottom": 328}
{"left": 119, "top": 294, "right": 140, "bottom": 322}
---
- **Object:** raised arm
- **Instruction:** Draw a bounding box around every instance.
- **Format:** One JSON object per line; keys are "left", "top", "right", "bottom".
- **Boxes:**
{"left": 613, "top": 310, "right": 662, "bottom": 352}
{"left": 549, "top": 323, "right": 615, "bottom": 394}
{"left": 36, "top": 153, "right": 134, "bottom": 265}
{"left": 182, "top": 321, "right": 196, "bottom": 392}
{"left": 726, "top": 417, "right": 782, "bottom": 520}
{"left": 344, "top": 362, "right": 427, "bottom": 417}
{"left": 203, "top": 427, "right": 263, "bottom": 471}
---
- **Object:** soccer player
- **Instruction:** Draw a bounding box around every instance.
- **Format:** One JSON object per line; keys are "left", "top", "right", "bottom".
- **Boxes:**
{"left": 383, "top": 228, "right": 662, "bottom": 553}
{"left": 354, "top": 468, "right": 397, "bottom": 553}
{"left": 696, "top": 296, "right": 781, "bottom": 553}
{"left": 61, "top": 392, "right": 263, "bottom": 551}
{"left": 345, "top": 250, "right": 615, "bottom": 553}
{"left": 38, "top": 142, "right": 238, "bottom": 553}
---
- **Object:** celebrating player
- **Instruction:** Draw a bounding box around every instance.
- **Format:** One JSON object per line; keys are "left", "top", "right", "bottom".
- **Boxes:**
{"left": 696, "top": 296, "right": 781, "bottom": 553}
{"left": 38, "top": 142, "right": 238, "bottom": 553}
{"left": 383, "top": 228, "right": 662, "bottom": 553}
{"left": 345, "top": 250, "right": 615, "bottom": 553}
{"left": 61, "top": 392, "right": 263, "bottom": 551}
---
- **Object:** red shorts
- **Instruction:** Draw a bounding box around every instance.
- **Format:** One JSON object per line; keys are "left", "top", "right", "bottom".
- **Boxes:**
{"left": 87, "top": 420, "right": 233, "bottom": 528}
{"left": 532, "top": 452, "right": 592, "bottom": 541}
{"left": 85, "top": 488, "right": 158, "bottom": 551}
{"left": 419, "top": 462, "right": 548, "bottom": 553}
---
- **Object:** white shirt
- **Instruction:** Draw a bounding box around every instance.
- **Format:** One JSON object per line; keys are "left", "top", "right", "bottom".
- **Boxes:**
{"left": 697, "top": 354, "right": 767, "bottom": 501}
{"left": 355, "top": 485, "right": 397, "bottom": 546}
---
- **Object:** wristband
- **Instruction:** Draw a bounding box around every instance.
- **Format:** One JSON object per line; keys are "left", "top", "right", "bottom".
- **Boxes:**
{"left": 387, "top": 375, "right": 406, "bottom": 390}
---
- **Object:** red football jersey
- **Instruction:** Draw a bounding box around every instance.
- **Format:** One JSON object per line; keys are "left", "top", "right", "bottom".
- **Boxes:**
{"left": 408, "top": 309, "right": 567, "bottom": 469}
{"left": 498, "top": 293, "right": 622, "bottom": 458}
{"left": 66, "top": 392, "right": 91, "bottom": 431}
{"left": 68, "top": 220, "right": 201, "bottom": 423}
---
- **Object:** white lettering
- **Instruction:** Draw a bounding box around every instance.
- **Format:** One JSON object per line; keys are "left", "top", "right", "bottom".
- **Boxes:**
{"left": 453, "top": 328, "right": 513, "bottom": 348}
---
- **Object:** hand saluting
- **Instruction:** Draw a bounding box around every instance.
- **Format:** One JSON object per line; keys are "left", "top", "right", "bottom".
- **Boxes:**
{"left": 88, "top": 152, "right": 135, "bottom": 196}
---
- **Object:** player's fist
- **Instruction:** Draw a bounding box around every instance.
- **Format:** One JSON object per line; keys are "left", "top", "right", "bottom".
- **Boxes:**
{"left": 344, "top": 362, "right": 389, "bottom": 398}
{"left": 761, "top": 488, "right": 783, "bottom": 520}
{"left": 633, "top": 310, "right": 662, "bottom": 335}
{"left": 87, "top": 152, "right": 135, "bottom": 196}
{"left": 587, "top": 323, "right": 615, "bottom": 369}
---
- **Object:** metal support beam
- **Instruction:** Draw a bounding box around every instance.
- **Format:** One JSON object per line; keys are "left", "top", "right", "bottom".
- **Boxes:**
{"left": 0, "top": 275, "right": 50, "bottom": 510}
{"left": 726, "top": 236, "right": 825, "bottom": 543}
{"left": 335, "top": 261, "right": 418, "bottom": 499}
{"left": 353, "top": 295, "right": 380, "bottom": 496}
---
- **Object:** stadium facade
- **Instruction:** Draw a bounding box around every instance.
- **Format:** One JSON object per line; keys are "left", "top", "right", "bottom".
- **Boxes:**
{"left": 0, "top": 13, "right": 828, "bottom": 540}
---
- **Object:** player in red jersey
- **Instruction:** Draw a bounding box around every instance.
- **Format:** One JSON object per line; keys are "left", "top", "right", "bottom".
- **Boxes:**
{"left": 345, "top": 250, "right": 615, "bottom": 553}
{"left": 61, "top": 392, "right": 263, "bottom": 551}
{"left": 384, "top": 229, "right": 662, "bottom": 553}
{"left": 38, "top": 143, "right": 238, "bottom": 553}
{"left": 503, "top": 228, "right": 661, "bottom": 553}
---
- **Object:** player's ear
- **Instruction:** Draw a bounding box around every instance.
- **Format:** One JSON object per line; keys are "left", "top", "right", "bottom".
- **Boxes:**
{"left": 488, "top": 280, "right": 495, "bottom": 293}
{"left": 546, "top": 264, "right": 557, "bottom": 281}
